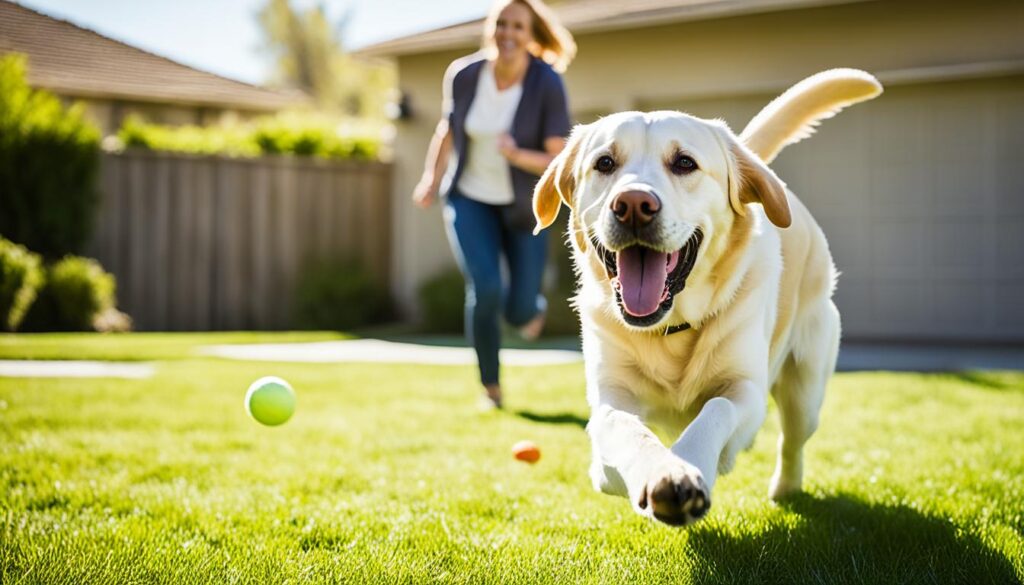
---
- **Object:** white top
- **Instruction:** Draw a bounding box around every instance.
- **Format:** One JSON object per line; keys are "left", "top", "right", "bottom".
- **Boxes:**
{"left": 457, "top": 63, "right": 523, "bottom": 205}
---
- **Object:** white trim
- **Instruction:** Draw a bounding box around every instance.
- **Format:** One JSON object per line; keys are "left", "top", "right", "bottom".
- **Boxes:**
{"left": 562, "top": 0, "right": 871, "bottom": 38}
{"left": 630, "top": 60, "right": 1024, "bottom": 108}
{"left": 875, "top": 59, "right": 1024, "bottom": 86}
{"left": 356, "top": 0, "right": 872, "bottom": 57}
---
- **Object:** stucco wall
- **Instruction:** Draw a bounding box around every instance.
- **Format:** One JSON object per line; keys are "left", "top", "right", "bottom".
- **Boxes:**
{"left": 389, "top": 0, "right": 1024, "bottom": 322}
{"left": 389, "top": 49, "right": 469, "bottom": 317}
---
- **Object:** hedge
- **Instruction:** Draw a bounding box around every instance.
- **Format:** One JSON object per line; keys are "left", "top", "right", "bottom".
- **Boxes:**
{"left": 118, "top": 115, "right": 380, "bottom": 161}
{"left": 0, "top": 54, "right": 101, "bottom": 258}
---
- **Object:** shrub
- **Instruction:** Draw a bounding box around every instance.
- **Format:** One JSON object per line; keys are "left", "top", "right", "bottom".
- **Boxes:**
{"left": 540, "top": 213, "right": 581, "bottom": 337}
{"left": 24, "top": 256, "right": 117, "bottom": 332}
{"left": 543, "top": 286, "right": 579, "bottom": 337}
{"left": 0, "top": 54, "right": 101, "bottom": 258}
{"left": 118, "top": 116, "right": 260, "bottom": 157}
{"left": 116, "top": 113, "right": 380, "bottom": 161}
{"left": 0, "top": 236, "right": 44, "bottom": 331}
{"left": 417, "top": 268, "right": 465, "bottom": 334}
{"left": 251, "top": 117, "right": 379, "bottom": 160}
{"left": 294, "top": 259, "right": 391, "bottom": 331}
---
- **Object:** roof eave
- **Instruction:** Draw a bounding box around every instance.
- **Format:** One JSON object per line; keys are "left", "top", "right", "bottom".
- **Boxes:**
{"left": 355, "top": 0, "right": 871, "bottom": 58}
{"left": 1, "top": 0, "right": 307, "bottom": 111}
{"left": 33, "top": 82, "right": 309, "bottom": 112}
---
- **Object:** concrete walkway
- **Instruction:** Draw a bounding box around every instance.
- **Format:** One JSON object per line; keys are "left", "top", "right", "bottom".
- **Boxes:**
{"left": 201, "top": 338, "right": 1023, "bottom": 371}
{"left": 201, "top": 338, "right": 1022, "bottom": 371}
{"left": 199, "top": 338, "right": 583, "bottom": 366}
{"left": 1, "top": 341, "right": 1018, "bottom": 378}
{"left": 0, "top": 360, "right": 156, "bottom": 379}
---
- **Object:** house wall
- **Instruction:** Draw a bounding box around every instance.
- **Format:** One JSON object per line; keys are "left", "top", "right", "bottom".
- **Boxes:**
{"left": 389, "top": 0, "right": 1024, "bottom": 336}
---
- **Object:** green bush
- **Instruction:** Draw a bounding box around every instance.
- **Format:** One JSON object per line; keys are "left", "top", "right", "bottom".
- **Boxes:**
{"left": 117, "top": 114, "right": 379, "bottom": 161}
{"left": 0, "top": 236, "right": 44, "bottom": 331}
{"left": 294, "top": 259, "right": 391, "bottom": 331}
{"left": 118, "top": 116, "right": 260, "bottom": 157}
{"left": 252, "top": 118, "right": 379, "bottom": 160}
{"left": 543, "top": 286, "right": 579, "bottom": 337}
{"left": 24, "top": 256, "right": 117, "bottom": 332}
{"left": 417, "top": 268, "right": 466, "bottom": 334}
{"left": 541, "top": 213, "right": 581, "bottom": 336}
{"left": 0, "top": 54, "right": 101, "bottom": 258}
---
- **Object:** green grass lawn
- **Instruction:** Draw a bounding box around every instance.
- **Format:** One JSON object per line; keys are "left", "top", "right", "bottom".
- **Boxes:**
{"left": 1, "top": 334, "right": 1022, "bottom": 583}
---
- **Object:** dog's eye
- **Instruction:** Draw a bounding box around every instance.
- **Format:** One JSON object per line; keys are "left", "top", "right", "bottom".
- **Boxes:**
{"left": 594, "top": 155, "right": 617, "bottom": 174}
{"left": 670, "top": 154, "right": 698, "bottom": 175}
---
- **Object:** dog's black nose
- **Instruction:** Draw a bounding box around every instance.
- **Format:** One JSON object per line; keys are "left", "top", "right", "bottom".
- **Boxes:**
{"left": 610, "top": 190, "right": 661, "bottom": 228}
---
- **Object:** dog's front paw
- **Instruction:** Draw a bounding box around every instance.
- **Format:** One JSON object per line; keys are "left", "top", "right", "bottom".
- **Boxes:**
{"left": 637, "top": 461, "right": 711, "bottom": 526}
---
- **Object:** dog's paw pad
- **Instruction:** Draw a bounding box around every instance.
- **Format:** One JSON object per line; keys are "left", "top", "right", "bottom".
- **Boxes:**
{"left": 641, "top": 469, "right": 711, "bottom": 526}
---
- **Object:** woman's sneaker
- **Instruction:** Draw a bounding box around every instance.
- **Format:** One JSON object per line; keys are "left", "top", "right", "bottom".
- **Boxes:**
{"left": 481, "top": 384, "right": 503, "bottom": 410}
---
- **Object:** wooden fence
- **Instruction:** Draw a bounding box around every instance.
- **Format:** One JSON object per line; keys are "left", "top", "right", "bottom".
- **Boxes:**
{"left": 90, "top": 150, "right": 391, "bottom": 331}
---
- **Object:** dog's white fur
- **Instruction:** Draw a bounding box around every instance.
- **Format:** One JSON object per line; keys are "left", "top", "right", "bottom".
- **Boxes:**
{"left": 533, "top": 69, "right": 882, "bottom": 526}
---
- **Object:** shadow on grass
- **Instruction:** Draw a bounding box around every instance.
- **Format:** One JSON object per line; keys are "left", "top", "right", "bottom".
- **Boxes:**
{"left": 513, "top": 410, "right": 588, "bottom": 429}
{"left": 686, "top": 492, "right": 1019, "bottom": 584}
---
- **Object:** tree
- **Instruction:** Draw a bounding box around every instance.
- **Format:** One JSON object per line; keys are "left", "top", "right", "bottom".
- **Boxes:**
{"left": 257, "top": 0, "right": 395, "bottom": 118}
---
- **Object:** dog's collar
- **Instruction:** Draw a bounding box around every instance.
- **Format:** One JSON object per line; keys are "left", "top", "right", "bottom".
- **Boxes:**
{"left": 663, "top": 322, "right": 691, "bottom": 336}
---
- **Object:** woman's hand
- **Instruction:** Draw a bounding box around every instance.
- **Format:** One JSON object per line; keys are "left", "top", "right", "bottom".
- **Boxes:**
{"left": 412, "top": 176, "right": 439, "bottom": 209}
{"left": 414, "top": 119, "right": 453, "bottom": 208}
{"left": 498, "top": 135, "right": 565, "bottom": 176}
{"left": 498, "top": 133, "right": 519, "bottom": 162}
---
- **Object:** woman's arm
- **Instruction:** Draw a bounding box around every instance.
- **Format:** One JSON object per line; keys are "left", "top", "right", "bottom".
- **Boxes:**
{"left": 500, "top": 69, "right": 571, "bottom": 176}
{"left": 412, "top": 119, "right": 454, "bottom": 208}
{"left": 498, "top": 134, "right": 565, "bottom": 176}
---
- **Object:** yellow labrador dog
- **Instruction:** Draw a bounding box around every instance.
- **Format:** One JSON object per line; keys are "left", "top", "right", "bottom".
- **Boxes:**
{"left": 532, "top": 69, "right": 882, "bottom": 526}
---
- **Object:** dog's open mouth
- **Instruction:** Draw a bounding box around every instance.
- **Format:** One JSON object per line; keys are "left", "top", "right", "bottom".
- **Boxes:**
{"left": 594, "top": 230, "right": 703, "bottom": 327}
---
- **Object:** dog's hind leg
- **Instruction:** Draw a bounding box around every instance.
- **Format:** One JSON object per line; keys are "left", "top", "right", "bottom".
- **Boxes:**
{"left": 768, "top": 299, "right": 839, "bottom": 500}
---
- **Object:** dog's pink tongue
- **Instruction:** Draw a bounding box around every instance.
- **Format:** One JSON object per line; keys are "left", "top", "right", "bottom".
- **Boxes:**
{"left": 616, "top": 247, "right": 669, "bottom": 317}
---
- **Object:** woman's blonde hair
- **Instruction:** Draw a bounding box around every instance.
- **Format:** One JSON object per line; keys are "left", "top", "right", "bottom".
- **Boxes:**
{"left": 481, "top": 0, "right": 576, "bottom": 73}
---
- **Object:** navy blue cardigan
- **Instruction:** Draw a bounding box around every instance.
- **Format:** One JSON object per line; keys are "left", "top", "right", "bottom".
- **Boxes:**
{"left": 445, "top": 55, "right": 571, "bottom": 230}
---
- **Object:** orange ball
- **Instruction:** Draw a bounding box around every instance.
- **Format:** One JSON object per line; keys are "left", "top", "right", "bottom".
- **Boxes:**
{"left": 512, "top": 440, "right": 541, "bottom": 463}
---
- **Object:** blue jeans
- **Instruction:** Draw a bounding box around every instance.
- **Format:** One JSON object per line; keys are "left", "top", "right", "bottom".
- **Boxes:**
{"left": 444, "top": 192, "right": 548, "bottom": 386}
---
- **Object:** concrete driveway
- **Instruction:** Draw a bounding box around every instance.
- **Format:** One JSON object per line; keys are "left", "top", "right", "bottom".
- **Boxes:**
{"left": 837, "top": 342, "right": 1023, "bottom": 372}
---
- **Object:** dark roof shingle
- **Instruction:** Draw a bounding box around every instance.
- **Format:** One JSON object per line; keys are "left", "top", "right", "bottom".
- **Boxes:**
{"left": 0, "top": 0, "right": 304, "bottom": 111}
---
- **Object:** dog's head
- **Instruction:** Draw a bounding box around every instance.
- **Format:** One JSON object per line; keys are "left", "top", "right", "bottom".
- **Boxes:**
{"left": 534, "top": 111, "right": 790, "bottom": 330}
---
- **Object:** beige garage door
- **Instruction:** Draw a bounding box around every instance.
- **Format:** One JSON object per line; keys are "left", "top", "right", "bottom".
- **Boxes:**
{"left": 639, "top": 75, "right": 1024, "bottom": 342}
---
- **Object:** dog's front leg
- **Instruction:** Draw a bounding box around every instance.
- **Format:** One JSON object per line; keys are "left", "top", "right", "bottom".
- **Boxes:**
{"left": 670, "top": 379, "right": 767, "bottom": 493}
{"left": 588, "top": 391, "right": 711, "bottom": 526}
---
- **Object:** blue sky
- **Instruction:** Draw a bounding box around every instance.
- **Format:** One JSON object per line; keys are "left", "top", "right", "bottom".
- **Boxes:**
{"left": 16, "top": 0, "right": 486, "bottom": 85}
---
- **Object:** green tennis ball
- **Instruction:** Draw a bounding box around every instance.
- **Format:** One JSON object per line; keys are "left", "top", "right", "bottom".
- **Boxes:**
{"left": 245, "top": 376, "right": 296, "bottom": 426}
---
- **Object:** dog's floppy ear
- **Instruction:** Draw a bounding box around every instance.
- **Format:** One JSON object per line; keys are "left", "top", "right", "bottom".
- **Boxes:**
{"left": 533, "top": 124, "right": 587, "bottom": 235}
{"left": 715, "top": 124, "right": 792, "bottom": 228}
